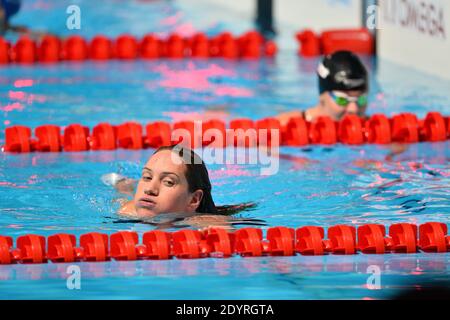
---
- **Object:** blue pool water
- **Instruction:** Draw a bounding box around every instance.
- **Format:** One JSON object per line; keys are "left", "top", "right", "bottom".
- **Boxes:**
{"left": 1, "top": 0, "right": 449, "bottom": 299}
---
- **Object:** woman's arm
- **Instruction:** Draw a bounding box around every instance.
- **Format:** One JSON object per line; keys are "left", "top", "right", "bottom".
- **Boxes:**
{"left": 0, "top": 8, "right": 7, "bottom": 34}
{"left": 102, "top": 173, "right": 137, "bottom": 216}
{"left": 275, "top": 110, "right": 304, "bottom": 126}
{"left": 113, "top": 179, "right": 137, "bottom": 215}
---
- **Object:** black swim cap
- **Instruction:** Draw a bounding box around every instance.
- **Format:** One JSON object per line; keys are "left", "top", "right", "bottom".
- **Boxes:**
{"left": 1, "top": 0, "right": 21, "bottom": 20}
{"left": 317, "top": 50, "right": 368, "bottom": 94}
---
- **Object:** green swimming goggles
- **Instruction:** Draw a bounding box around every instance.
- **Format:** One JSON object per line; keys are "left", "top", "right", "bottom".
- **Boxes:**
{"left": 330, "top": 91, "right": 368, "bottom": 108}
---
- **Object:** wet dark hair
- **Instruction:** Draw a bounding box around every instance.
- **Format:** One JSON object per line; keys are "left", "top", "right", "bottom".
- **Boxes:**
{"left": 153, "top": 145, "right": 256, "bottom": 215}
{"left": 318, "top": 50, "right": 368, "bottom": 94}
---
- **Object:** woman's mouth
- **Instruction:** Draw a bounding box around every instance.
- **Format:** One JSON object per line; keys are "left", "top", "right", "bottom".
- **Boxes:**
{"left": 137, "top": 198, "right": 157, "bottom": 209}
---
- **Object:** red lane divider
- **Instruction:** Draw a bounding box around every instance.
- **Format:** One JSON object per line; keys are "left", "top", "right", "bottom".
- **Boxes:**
{"left": 3, "top": 112, "right": 449, "bottom": 153}
{"left": 296, "top": 28, "right": 375, "bottom": 57}
{"left": 0, "top": 31, "right": 277, "bottom": 64}
{"left": 0, "top": 222, "right": 449, "bottom": 265}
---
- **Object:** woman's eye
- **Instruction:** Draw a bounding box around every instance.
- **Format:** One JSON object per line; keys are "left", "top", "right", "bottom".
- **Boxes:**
{"left": 163, "top": 180, "right": 175, "bottom": 187}
{"left": 142, "top": 176, "right": 152, "bottom": 181}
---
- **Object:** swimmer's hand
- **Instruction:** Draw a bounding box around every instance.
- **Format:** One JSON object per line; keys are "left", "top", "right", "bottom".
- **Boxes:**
{"left": 102, "top": 173, "right": 136, "bottom": 195}
{"left": 102, "top": 173, "right": 127, "bottom": 186}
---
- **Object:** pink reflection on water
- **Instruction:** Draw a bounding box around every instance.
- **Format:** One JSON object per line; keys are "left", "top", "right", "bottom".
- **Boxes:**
{"left": 0, "top": 181, "right": 28, "bottom": 189}
{"left": 155, "top": 63, "right": 233, "bottom": 90}
{"left": 14, "top": 79, "right": 34, "bottom": 88}
{"left": 30, "top": 0, "right": 52, "bottom": 9}
{"left": 367, "top": 174, "right": 388, "bottom": 189}
{"left": 164, "top": 111, "right": 230, "bottom": 122}
{"left": 8, "top": 91, "right": 47, "bottom": 104}
{"left": 27, "top": 175, "right": 38, "bottom": 185}
{"left": 215, "top": 86, "right": 253, "bottom": 97}
{"left": 160, "top": 12, "right": 183, "bottom": 26}
{"left": 6, "top": 224, "right": 22, "bottom": 229}
{"left": 0, "top": 102, "right": 24, "bottom": 112}
{"left": 151, "top": 63, "right": 254, "bottom": 97}
{"left": 9, "top": 91, "right": 25, "bottom": 100}
{"left": 210, "top": 166, "right": 253, "bottom": 179}
{"left": 307, "top": 191, "right": 349, "bottom": 199}
{"left": 173, "top": 23, "right": 197, "bottom": 37}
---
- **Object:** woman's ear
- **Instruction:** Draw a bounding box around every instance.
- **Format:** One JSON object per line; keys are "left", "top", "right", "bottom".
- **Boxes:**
{"left": 319, "top": 93, "right": 327, "bottom": 107}
{"left": 187, "top": 189, "right": 204, "bottom": 212}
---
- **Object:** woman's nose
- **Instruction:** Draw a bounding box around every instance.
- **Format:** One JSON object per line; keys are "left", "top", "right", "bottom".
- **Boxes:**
{"left": 345, "top": 102, "right": 359, "bottom": 114}
{"left": 144, "top": 180, "right": 159, "bottom": 196}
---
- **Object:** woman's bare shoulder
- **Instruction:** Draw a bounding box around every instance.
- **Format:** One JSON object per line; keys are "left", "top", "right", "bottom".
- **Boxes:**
{"left": 276, "top": 110, "right": 305, "bottom": 126}
{"left": 118, "top": 200, "right": 136, "bottom": 215}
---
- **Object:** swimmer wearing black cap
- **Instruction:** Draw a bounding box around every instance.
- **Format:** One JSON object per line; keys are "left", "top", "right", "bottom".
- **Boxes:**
{"left": 277, "top": 50, "right": 369, "bottom": 124}
{"left": 1, "top": 0, "right": 50, "bottom": 38}
{"left": 0, "top": 0, "right": 24, "bottom": 34}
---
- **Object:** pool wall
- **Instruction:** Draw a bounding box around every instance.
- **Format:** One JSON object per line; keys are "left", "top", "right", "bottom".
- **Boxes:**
{"left": 377, "top": 0, "right": 450, "bottom": 80}
{"left": 186, "top": 0, "right": 362, "bottom": 51}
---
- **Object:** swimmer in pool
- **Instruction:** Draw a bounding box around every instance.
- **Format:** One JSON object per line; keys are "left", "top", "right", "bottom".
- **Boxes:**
{"left": 276, "top": 50, "right": 369, "bottom": 125}
{"left": 1, "top": 0, "right": 26, "bottom": 35}
{"left": 1, "top": 0, "right": 51, "bottom": 39}
{"left": 103, "top": 145, "right": 260, "bottom": 230}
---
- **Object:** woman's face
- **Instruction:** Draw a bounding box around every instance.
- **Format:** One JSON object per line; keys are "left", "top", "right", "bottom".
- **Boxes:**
{"left": 320, "top": 90, "right": 367, "bottom": 121}
{"left": 133, "top": 150, "right": 203, "bottom": 217}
